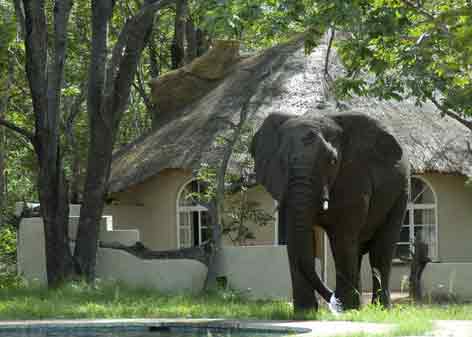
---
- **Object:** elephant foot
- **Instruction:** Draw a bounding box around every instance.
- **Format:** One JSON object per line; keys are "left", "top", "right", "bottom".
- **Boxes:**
{"left": 328, "top": 294, "right": 343, "bottom": 315}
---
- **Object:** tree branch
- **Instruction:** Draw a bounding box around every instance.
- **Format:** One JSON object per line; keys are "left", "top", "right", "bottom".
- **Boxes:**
{"left": 324, "top": 27, "right": 335, "bottom": 81}
{"left": 399, "top": 0, "right": 435, "bottom": 20}
{"left": 103, "top": 0, "right": 175, "bottom": 132}
{"left": 430, "top": 96, "right": 472, "bottom": 131}
{"left": 12, "top": 0, "right": 26, "bottom": 38}
{"left": 399, "top": 0, "right": 450, "bottom": 34}
{"left": 22, "top": 0, "right": 48, "bottom": 134}
{"left": 0, "top": 118, "right": 35, "bottom": 143}
{"left": 132, "top": 64, "right": 153, "bottom": 111}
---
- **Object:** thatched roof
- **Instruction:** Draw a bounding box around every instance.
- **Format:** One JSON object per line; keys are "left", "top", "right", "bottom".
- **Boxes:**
{"left": 109, "top": 35, "right": 472, "bottom": 193}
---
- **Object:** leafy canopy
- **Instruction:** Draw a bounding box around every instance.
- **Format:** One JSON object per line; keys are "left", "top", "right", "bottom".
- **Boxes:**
{"left": 306, "top": 0, "right": 472, "bottom": 123}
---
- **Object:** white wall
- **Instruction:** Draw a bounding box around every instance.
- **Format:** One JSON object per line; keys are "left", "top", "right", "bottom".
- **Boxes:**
{"left": 422, "top": 262, "right": 472, "bottom": 300}
{"left": 424, "top": 173, "right": 472, "bottom": 262}
{"left": 96, "top": 249, "right": 207, "bottom": 293}
{"left": 17, "top": 217, "right": 206, "bottom": 293}
{"left": 216, "top": 246, "right": 292, "bottom": 299}
{"left": 17, "top": 218, "right": 47, "bottom": 285}
{"left": 109, "top": 169, "right": 192, "bottom": 250}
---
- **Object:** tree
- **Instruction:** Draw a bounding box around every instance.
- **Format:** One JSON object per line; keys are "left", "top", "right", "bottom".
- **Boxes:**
{"left": 306, "top": 0, "right": 472, "bottom": 131}
{"left": 0, "top": 0, "right": 176, "bottom": 286}
{"left": 74, "top": 0, "right": 176, "bottom": 281}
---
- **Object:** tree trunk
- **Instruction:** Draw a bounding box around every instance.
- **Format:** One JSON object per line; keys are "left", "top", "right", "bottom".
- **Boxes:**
{"left": 21, "top": 0, "right": 75, "bottom": 287}
{"left": 148, "top": 28, "right": 160, "bottom": 78}
{"left": 74, "top": 0, "right": 115, "bottom": 280}
{"left": 185, "top": 16, "right": 197, "bottom": 63}
{"left": 74, "top": 116, "right": 114, "bottom": 280}
{"left": 409, "top": 240, "right": 430, "bottom": 302}
{"left": 171, "top": 0, "right": 186, "bottom": 69}
{"left": 70, "top": 149, "right": 81, "bottom": 204}
{"left": 196, "top": 28, "right": 210, "bottom": 57}
{"left": 75, "top": 0, "right": 174, "bottom": 282}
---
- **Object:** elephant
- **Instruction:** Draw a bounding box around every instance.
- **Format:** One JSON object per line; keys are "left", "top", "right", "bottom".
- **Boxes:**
{"left": 250, "top": 112, "right": 409, "bottom": 312}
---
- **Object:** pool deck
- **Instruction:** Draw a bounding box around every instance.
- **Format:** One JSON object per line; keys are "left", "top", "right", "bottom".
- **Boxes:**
{"left": 0, "top": 318, "right": 470, "bottom": 336}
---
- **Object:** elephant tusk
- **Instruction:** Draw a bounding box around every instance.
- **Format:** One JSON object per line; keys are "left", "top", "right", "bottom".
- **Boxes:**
{"left": 323, "top": 200, "right": 329, "bottom": 211}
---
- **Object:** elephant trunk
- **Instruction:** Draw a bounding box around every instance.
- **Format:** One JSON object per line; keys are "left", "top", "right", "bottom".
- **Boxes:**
{"left": 285, "top": 167, "right": 333, "bottom": 312}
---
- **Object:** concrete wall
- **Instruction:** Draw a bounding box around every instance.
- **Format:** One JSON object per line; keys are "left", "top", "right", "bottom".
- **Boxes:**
{"left": 422, "top": 262, "right": 472, "bottom": 300}
{"left": 215, "top": 246, "right": 322, "bottom": 300}
{"left": 424, "top": 173, "right": 472, "bottom": 262}
{"left": 109, "top": 171, "right": 278, "bottom": 249}
{"left": 216, "top": 246, "right": 291, "bottom": 299}
{"left": 110, "top": 168, "right": 192, "bottom": 250}
{"left": 96, "top": 249, "right": 207, "bottom": 293}
{"left": 17, "top": 218, "right": 47, "bottom": 285}
{"left": 222, "top": 185, "right": 278, "bottom": 246}
{"left": 17, "top": 217, "right": 206, "bottom": 294}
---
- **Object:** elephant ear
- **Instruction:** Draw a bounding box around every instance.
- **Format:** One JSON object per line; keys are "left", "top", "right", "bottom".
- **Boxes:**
{"left": 332, "top": 113, "right": 403, "bottom": 163}
{"left": 251, "top": 113, "right": 292, "bottom": 201}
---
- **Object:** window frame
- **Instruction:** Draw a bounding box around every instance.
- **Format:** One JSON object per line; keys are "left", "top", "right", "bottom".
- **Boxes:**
{"left": 176, "top": 179, "right": 209, "bottom": 249}
{"left": 395, "top": 175, "right": 439, "bottom": 262}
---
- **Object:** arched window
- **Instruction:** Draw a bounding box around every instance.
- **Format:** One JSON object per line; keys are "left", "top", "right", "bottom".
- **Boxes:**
{"left": 396, "top": 176, "right": 438, "bottom": 260}
{"left": 176, "top": 180, "right": 210, "bottom": 248}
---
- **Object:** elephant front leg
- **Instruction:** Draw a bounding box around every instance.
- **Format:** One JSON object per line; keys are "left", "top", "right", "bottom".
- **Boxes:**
{"left": 285, "top": 180, "right": 319, "bottom": 313}
{"left": 330, "top": 236, "right": 362, "bottom": 310}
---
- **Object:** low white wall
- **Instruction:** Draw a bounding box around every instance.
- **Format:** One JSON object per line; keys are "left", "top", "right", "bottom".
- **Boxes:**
{"left": 216, "top": 246, "right": 292, "bottom": 299}
{"left": 17, "top": 218, "right": 47, "bottom": 285}
{"left": 96, "top": 249, "right": 207, "bottom": 293}
{"left": 18, "top": 217, "right": 139, "bottom": 285}
{"left": 422, "top": 262, "right": 472, "bottom": 300}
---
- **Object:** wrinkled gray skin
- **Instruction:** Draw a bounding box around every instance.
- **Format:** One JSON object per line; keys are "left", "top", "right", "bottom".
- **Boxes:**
{"left": 251, "top": 112, "right": 409, "bottom": 312}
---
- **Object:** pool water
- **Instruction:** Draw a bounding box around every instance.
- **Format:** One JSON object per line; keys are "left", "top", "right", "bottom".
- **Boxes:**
{"left": 0, "top": 327, "right": 294, "bottom": 337}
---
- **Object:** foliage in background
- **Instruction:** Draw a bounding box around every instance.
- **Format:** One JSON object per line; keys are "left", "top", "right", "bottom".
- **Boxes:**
{"left": 305, "top": 0, "right": 472, "bottom": 130}
{"left": 194, "top": 124, "right": 274, "bottom": 246}
{"left": 223, "top": 190, "right": 274, "bottom": 245}
{"left": 0, "top": 218, "right": 21, "bottom": 288}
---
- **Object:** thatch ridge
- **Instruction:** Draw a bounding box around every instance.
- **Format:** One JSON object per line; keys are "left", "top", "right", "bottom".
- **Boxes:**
{"left": 109, "top": 34, "right": 472, "bottom": 193}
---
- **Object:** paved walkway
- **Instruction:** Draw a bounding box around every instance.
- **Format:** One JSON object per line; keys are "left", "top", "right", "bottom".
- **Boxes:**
{"left": 0, "top": 318, "right": 470, "bottom": 336}
{"left": 432, "top": 320, "right": 472, "bottom": 337}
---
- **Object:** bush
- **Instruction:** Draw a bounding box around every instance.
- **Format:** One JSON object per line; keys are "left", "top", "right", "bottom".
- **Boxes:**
{"left": 0, "top": 220, "right": 21, "bottom": 288}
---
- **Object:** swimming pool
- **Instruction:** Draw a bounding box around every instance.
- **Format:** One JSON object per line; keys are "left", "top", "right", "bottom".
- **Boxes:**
{"left": 0, "top": 323, "right": 305, "bottom": 337}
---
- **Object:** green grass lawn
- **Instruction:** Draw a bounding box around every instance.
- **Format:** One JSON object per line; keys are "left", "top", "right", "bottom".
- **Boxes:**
{"left": 0, "top": 282, "right": 471, "bottom": 336}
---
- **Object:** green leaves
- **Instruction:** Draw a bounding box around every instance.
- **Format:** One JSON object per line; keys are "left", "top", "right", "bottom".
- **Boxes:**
{"left": 309, "top": 0, "right": 472, "bottom": 122}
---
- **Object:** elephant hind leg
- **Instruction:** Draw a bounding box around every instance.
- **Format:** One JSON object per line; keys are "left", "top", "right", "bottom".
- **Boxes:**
{"left": 369, "top": 195, "right": 408, "bottom": 307}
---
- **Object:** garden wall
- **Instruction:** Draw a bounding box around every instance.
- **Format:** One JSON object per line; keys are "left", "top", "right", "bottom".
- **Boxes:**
{"left": 18, "top": 214, "right": 472, "bottom": 302}
{"left": 422, "top": 262, "right": 472, "bottom": 300}
{"left": 17, "top": 214, "right": 205, "bottom": 294}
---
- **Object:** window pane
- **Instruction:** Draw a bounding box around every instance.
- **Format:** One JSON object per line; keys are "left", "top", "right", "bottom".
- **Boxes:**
{"left": 413, "top": 208, "right": 435, "bottom": 226}
{"left": 193, "top": 211, "right": 199, "bottom": 246}
{"left": 403, "top": 210, "right": 410, "bottom": 225}
{"left": 179, "top": 212, "right": 193, "bottom": 248}
{"left": 201, "top": 211, "right": 211, "bottom": 228}
{"left": 395, "top": 244, "right": 411, "bottom": 259}
{"left": 411, "top": 178, "right": 434, "bottom": 204}
{"left": 179, "top": 180, "right": 209, "bottom": 207}
{"left": 201, "top": 227, "right": 210, "bottom": 244}
{"left": 180, "top": 184, "right": 196, "bottom": 206}
{"left": 399, "top": 227, "right": 410, "bottom": 243}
